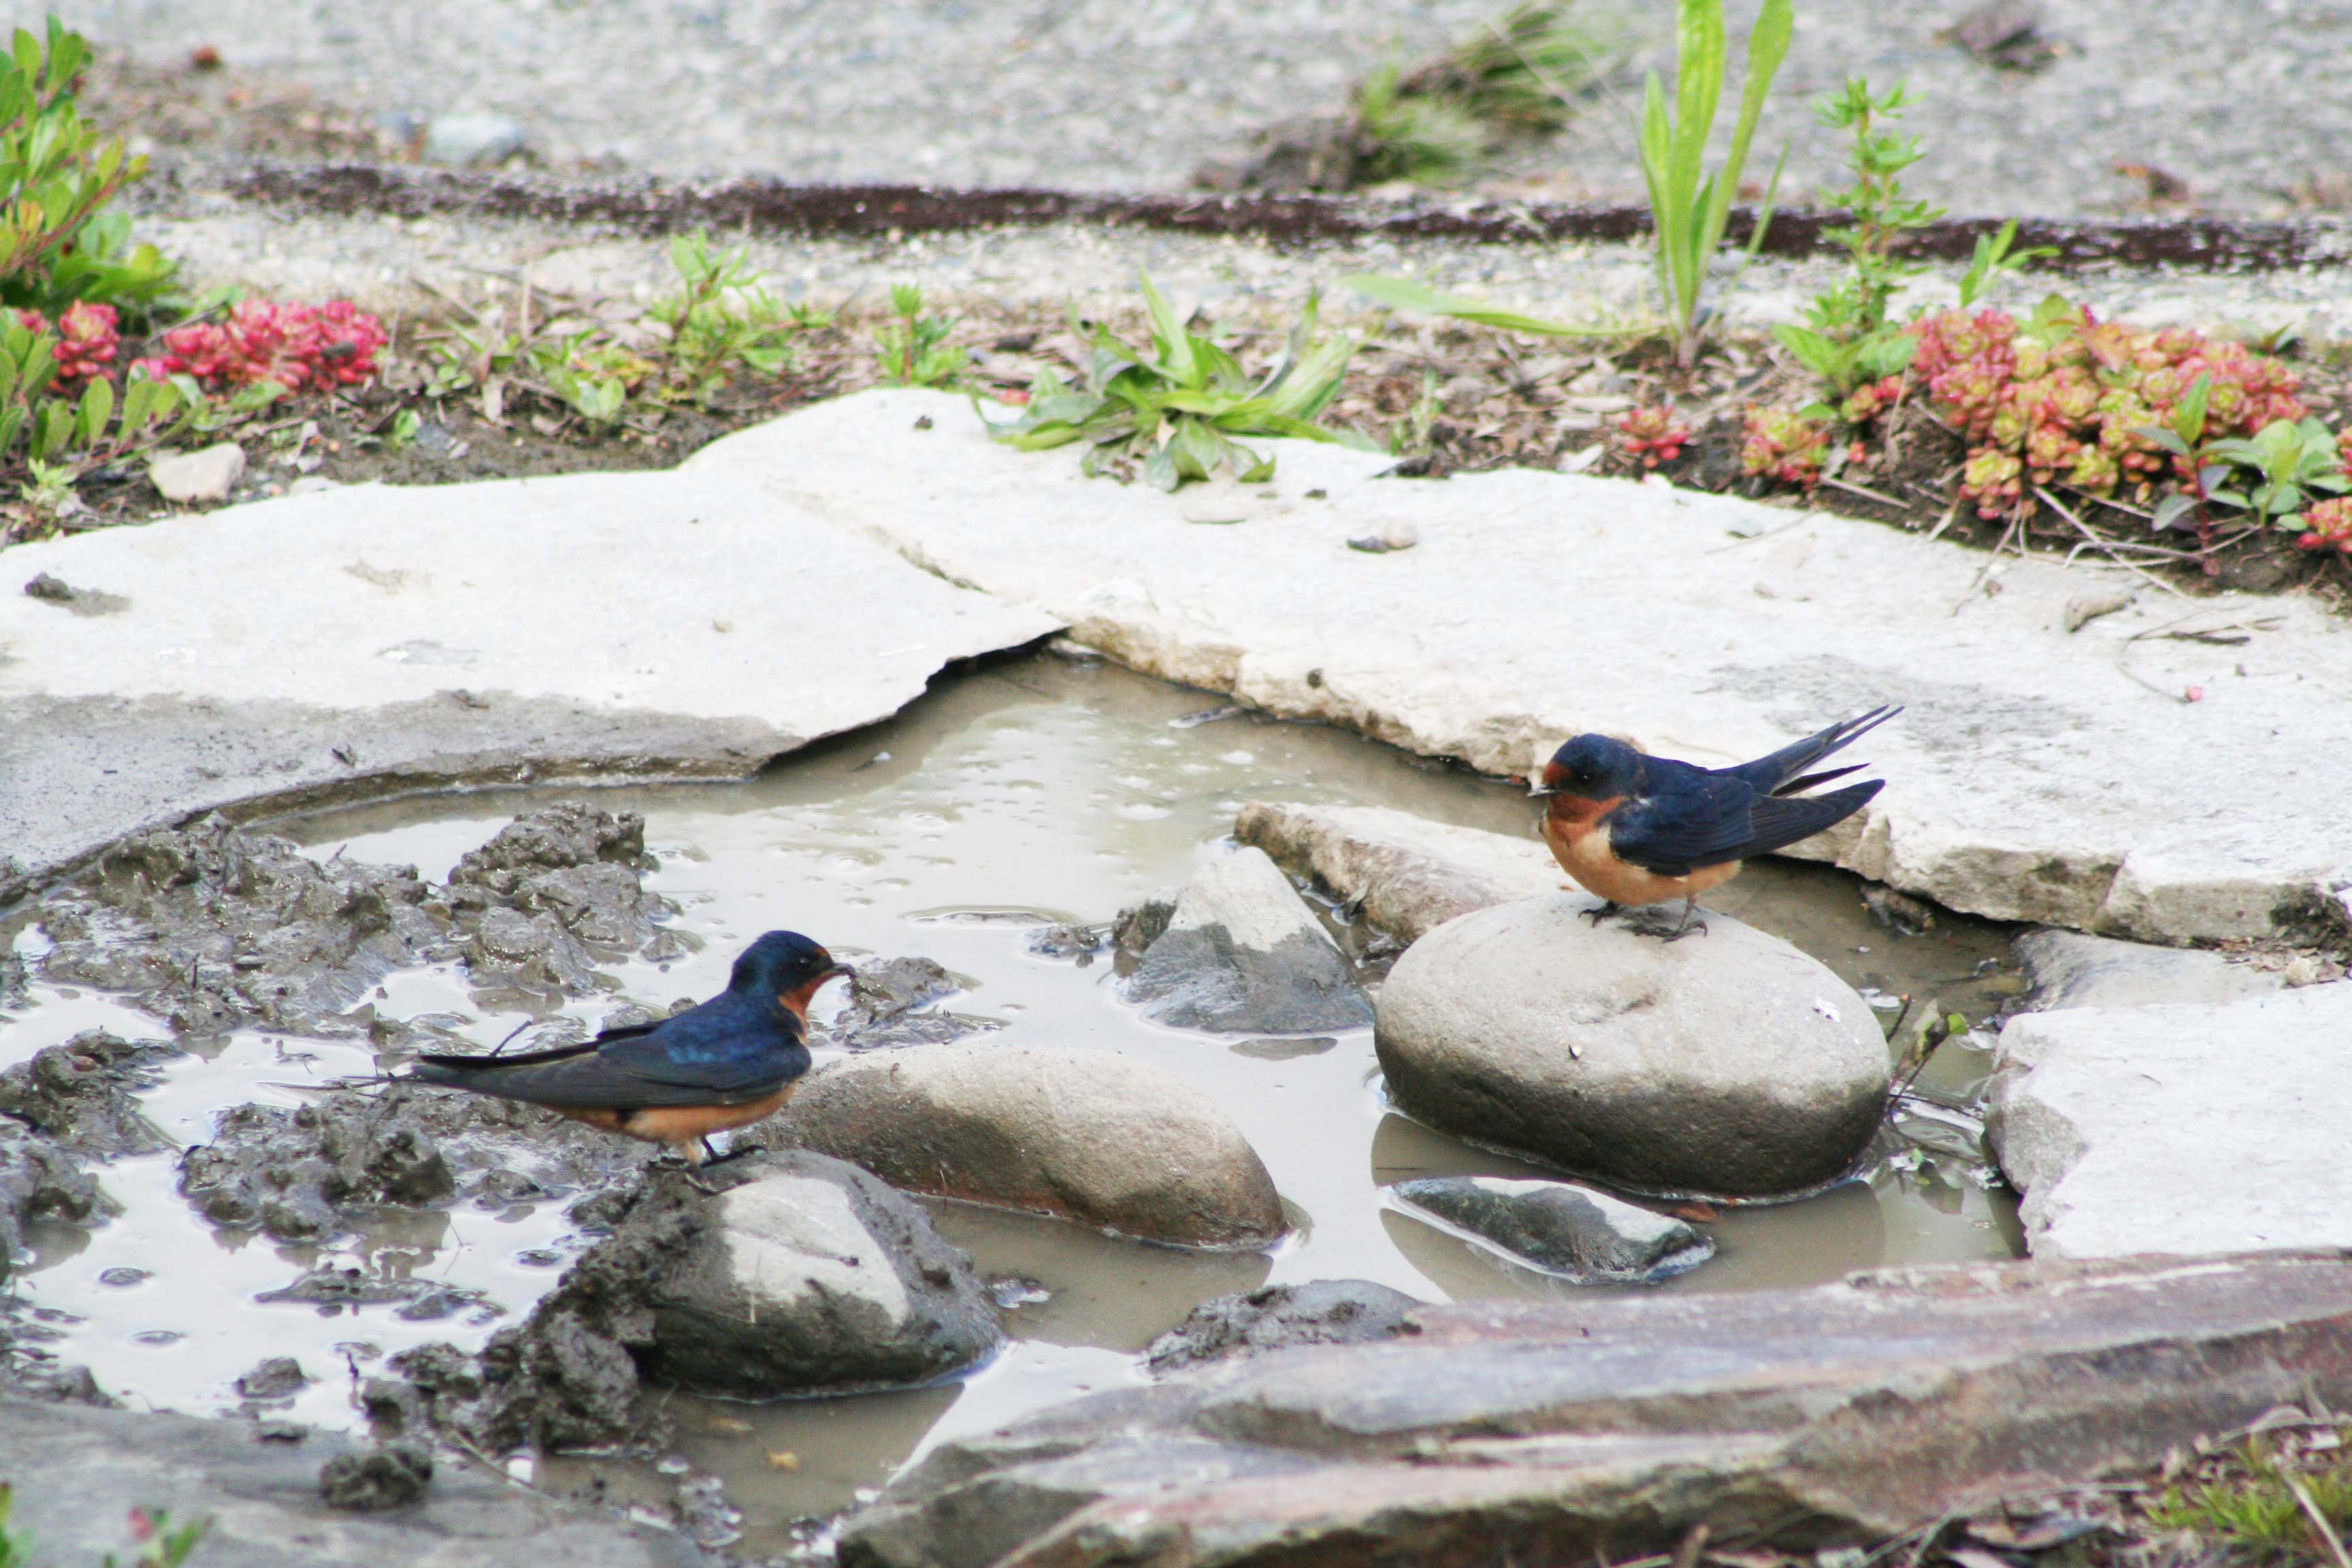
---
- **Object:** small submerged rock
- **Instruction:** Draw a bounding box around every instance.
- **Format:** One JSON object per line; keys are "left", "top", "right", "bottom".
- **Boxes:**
{"left": 1122, "top": 847, "right": 1370, "bottom": 1033}
{"left": 817, "top": 956, "right": 998, "bottom": 1051}
{"left": 773, "top": 1041, "right": 1286, "bottom": 1247}
{"left": 1390, "top": 1176, "right": 1713, "bottom": 1284}
{"left": 1376, "top": 894, "right": 1892, "bottom": 1198}
{"left": 0, "top": 1030, "right": 178, "bottom": 1158}
{"left": 235, "top": 1356, "right": 311, "bottom": 1401}
{"left": 1145, "top": 1279, "right": 1423, "bottom": 1373}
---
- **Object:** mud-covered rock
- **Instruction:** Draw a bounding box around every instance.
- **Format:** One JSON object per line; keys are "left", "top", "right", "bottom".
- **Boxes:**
{"left": 33, "top": 805, "right": 693, "bottom": 1033}
{"left": 319, "top": 1438, "right": 434, "bottom": 1510}
{"left": 0, "top": 1124, "right": 105, "bottom": 1272}
{"left": 637, "top": 1149, "right": 1002, "bottom": 1397}
{"left": 180, "top": 1092, "right": 456, "bottom": 1241}
{"left": 36, "top": 815, "right": 445, "bottom": 1036}
{"left": 449, "top": 804, "right": 685, "bottom": 962}
{"left": 1124, "top": 849, "right": 1370, "bottom": 1033}
{"left": 1390, "top": 1176, "right": 1714, "bottom": 1284}
{"left": 366, "top": 1153, "right": 999, "bottom": 1454}
{"left": 180, "top": 1083, "right": 657, "bottom": 1243}
{"left": 1144, "top": 1279, "right": 1422, "bottom": 1374}
{"left": 236, "top": 1356, "right": 310, "bottom": 1401}
{"left": 0, "top": 1030, "right": 179, "bottom": 1157}
{"left": 819, "top": 956, "right": 998, "bottom": 1051}
{"left": 1025, "top": 922, "right": 1107, "bottom": 964}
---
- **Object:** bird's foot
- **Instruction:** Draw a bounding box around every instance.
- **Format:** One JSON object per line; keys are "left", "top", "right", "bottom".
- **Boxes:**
{"left": 699, "top": 1141, "right": 761, "bottom": 1171}
{"left": 1659, "top": 902, "right": 1711, "bottom": 943}
{"left": 1578, "top": 900, "right": 1624, "bottom": 927}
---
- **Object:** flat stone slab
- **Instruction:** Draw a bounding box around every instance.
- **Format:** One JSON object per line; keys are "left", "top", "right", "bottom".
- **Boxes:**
{"left": 839, "top": 1251, "right": 2352, "bottom": 1568}
{"left": 0, "top": 1395, "right": 704, "bottom": 1567}
{"left": 1990, "top": 981, "right": 2352, "bottom": 1259}
{"left": 689, "top": 389, "right": 2352, "bottom": 944}
{"left": 1236, "top": 800, "right": 1561, "bottom": 943}
{"left": 2012, "top": 927, "right": 2285, "bottom": 1011}
{"left": 0, "top": 470, "right": 1058, "bottom": 903}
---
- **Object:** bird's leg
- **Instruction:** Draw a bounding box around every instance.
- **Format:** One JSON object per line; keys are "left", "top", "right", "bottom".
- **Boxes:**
{"left": 1661, "top": 897, "right": 1710, "bottom": 942}
{"left": 1579, "top": 900, "right": 1623, "bottom": 927}
{"left": 700, "top": 1140, "right": 760, "bottom": 1171}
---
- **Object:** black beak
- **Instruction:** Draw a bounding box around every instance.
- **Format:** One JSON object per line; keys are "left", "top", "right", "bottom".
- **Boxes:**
{"left": 819, "top": 962, "right": 855, "bottom": 987}
{"left": 1528, "top": 781, "right": 1561, "bottom": 798}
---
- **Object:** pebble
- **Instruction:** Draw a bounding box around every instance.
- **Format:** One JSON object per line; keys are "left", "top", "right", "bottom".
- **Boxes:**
{"left": 148, "top": 442, "right": 246, "bottom": 505}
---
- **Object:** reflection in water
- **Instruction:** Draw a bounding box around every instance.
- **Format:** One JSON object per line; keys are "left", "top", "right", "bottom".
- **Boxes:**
{"left": 1, "top": 651, "right": 2025, "bottom": 1544}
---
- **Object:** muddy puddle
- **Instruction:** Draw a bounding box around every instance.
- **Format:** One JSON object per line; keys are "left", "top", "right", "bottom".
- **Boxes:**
{"left": 0, "top": 651, "right": 2022, "bottom": 1553}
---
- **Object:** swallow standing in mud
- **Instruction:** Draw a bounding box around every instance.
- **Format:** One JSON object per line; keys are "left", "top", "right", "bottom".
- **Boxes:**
{"left": 1532, "top": 707, "right": 1899, "bottom": 941}
{"left": 404, "top": 930, "right": 851, "bottom": 1164}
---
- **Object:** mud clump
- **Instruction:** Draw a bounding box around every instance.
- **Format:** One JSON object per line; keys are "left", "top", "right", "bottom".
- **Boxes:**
{"left": 819, "top": 956, "right": 998, "bottom": 1051}
{"left": 318, "top": 1438, "right": 434, "bottom": 1510}
{"left": 37, "top": 815, "right": 445, "bottom": 1036}
{"left": 446, "top": 804, "right": 692, "bottom": 1000}
{"left": 178, "top": 1082, "right": 654, "bottom": 1243}
{"left": 0, "top": 1125, "right": 106, "bottom": 1275}
{"left": 0, "top": 1030, "right": 180, "bottom": 1158}
{"left": 33, "top": 804, "right": 696, "bottom": 1037}
{"left": 1144, "top": 1279, "right": 1424, "bottom": 1373}
{"left": 181, "top": 1092, "right": 455, "bottom": 1241}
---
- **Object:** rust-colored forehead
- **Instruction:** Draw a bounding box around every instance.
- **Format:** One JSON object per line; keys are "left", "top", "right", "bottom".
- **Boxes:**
{"left": 1541, "top": 758, "right": 1571, "bottom": 787}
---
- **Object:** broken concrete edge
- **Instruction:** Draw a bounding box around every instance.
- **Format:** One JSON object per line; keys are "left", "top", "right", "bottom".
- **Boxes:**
{"left": 0, "top": 635, "right": 1060, "bottom": 919}
{"left": 208, "top": 161, "right": 2345, "bottom": 273}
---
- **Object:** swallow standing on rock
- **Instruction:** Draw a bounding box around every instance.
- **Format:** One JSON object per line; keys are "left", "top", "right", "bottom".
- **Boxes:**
{"left": 404, "top": 930, "right": 851, "bottom": 1164}
{"left": 1531, "top": 708, "right": 1899, "bottom": 941}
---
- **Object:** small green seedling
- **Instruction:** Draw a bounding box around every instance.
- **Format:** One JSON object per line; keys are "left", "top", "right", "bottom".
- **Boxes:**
{"left": 875, "top": 283, "right": 966, "bottom": 389}
{"left": 984, "top": 272, "right": 1371, "bottom": 491}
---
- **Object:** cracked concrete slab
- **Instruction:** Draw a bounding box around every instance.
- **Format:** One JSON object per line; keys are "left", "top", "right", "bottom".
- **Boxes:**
{"left": 689, "top": 389, "right": 2352, "bottom": 944}
{"left": 0, "top": 469, "right": 1058, "bottom": 904}
{"left": 1989, "top": 981, "right": 2352, "bottom": 1259}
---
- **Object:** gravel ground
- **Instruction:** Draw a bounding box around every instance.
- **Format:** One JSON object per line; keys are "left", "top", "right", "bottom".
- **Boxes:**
{"left": 128, "top": 190, "right": 2352, "bottom": 344}
{"left": 18, "top": 0, "right": 2352, "bottom": 218}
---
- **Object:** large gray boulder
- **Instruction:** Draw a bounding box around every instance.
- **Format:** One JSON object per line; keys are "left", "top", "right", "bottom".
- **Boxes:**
{"left": 772, "top": 1042, "right": 1286, "bottom": 1247}
{"left": 1390, "top": 1176, "right": 1713, "bottom": 1284}
{"left": 2012, "top": 927, "right": 2285, "bottom": 1011}
{"left": 639, "top": 1150, "right": 1001, "bottom": 1396}
{"left": 1375, "top": 895, "right": 1892, "bottom": 1198}
{"left": 1235, "top": 800, "right": 1558, "bottom": 943}
{"left": 1123, "top": 847, "right": 1370, "bottom": 1033}
{"left": 1989, "top": 981, "right": 2352, "bottom": 1259}
{"left": 835, "top": 1251, "right": 2352, "bottom": 1568}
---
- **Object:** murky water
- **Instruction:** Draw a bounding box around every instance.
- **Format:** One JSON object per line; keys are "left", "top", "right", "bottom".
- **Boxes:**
{"left": 0, "top": 651, "right": 2022, "bottom": 1552}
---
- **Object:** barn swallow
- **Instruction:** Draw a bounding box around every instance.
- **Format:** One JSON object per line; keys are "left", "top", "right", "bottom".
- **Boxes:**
{"left": 404, "top": 930, "right": 851, "bottom": 1164}
{"left": 1531, "top": 707, "right": 1899, "bottom": 940}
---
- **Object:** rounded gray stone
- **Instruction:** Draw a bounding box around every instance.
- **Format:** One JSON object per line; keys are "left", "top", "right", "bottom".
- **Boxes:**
{"left": 1373, "top": 895, "right": 1892, "bottom": 1198}
{"left": 774, "top": 1042, "right": 1286, "bottom": 1247}
{"left": 1123, "top": 846, "right": 1370, "bottom": 1033}
{"left": 640, "top": 1149, "right": 1001, "bottom": 1397}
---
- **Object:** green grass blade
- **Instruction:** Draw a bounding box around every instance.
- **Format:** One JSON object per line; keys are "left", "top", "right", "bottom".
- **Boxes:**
{"left": 1341, "top": 274, "right": 1627, "bottom": 336}
{"left": 1137, "top": 271, "right": 1198, "bottom": 387}
{"left": 1703, "top": 0, "right": 1793, "bottom": 257}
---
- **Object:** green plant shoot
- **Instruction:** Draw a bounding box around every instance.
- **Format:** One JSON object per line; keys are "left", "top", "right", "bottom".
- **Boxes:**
{"left": 1635, "top": 0, "right": 1793, "bottom": 368}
